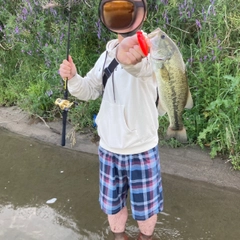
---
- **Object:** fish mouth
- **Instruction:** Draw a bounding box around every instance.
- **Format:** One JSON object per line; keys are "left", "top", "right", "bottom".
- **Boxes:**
{"left": 151, "top": 55, "right": 168, "bottom": 61}
{"left": 150, "top": 51, "right": 172, "bottom": 61}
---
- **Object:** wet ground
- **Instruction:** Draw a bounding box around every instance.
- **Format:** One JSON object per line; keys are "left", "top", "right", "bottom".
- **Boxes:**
{"left": 1, "top": 128, "right": 240, "bottom": 240}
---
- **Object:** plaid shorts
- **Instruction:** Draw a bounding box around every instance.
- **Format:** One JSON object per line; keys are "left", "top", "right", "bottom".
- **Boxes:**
{"left": 98, "top": 145, "right": 163, "bottom": 221}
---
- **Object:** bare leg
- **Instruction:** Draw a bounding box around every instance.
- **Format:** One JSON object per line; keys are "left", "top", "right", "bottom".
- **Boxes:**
{"left": 108, "top": 206, "right": 128, "bottom": 240}
{"left": 137, "top": 214, "right": 157, "bottom": 240}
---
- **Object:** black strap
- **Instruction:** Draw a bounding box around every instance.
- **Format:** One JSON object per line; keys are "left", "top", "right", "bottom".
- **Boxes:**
{"left": 102, "top": 58, "right": 119, "bottom": 89}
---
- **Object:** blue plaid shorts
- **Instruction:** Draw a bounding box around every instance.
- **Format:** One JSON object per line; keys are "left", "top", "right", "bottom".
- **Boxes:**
{"left": 98, "top": 145, "right": 163, "bottom": 221}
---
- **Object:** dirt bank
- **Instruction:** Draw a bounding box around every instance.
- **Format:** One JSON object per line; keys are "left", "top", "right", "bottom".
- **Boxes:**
{"left": 1, "top": 106, "right": 240, "bottom": 191}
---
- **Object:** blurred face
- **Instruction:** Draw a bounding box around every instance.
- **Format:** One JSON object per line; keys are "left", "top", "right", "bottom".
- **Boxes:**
{"left": 99, "top": 0, "right": 147, "bottom": 36}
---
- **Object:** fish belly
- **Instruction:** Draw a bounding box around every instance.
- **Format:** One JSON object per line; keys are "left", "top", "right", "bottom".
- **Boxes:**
{"left": 155, "top": 62, "right": 189, "bottom": 142}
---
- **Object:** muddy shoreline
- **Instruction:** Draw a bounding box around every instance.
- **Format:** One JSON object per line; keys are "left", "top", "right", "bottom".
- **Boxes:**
{"left": 1, "top": 106, "right": 240, "bottom": 191}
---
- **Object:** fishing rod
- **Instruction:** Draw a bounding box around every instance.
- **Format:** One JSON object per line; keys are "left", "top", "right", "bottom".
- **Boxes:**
{"left": 61, "top": 0, "right": 72, "bottom": 146}
{"left": 54, "top": 0, "right": 91, "bottom": 146}
{"left": 54, "top": 0, "right": 73, "bottom": 146}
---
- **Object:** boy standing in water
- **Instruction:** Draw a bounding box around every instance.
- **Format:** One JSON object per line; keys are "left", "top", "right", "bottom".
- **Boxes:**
{"left": 59, "top": 1, "right": 163, "bottom": 239}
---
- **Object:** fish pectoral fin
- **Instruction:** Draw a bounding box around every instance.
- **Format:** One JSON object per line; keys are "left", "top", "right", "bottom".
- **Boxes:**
{"left": 157, "top": 100, "right": 167, "bottom": 116}
{"left": 185, "top": 89, "right": 194, "bottom": 109}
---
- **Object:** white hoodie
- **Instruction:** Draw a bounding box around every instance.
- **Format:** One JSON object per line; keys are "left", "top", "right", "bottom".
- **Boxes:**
{"left": 68, "top": 39, "right": 159, "bottom": 154}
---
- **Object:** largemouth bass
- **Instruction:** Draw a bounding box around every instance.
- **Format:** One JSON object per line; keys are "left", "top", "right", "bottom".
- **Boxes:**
{"left": 148, "top": 28, "right": 193, "bottom": 143}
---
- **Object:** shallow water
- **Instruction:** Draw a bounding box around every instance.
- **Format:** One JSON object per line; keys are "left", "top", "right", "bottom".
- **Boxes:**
{"left": 0, "top": 128, "right": 240, "bottom": 240}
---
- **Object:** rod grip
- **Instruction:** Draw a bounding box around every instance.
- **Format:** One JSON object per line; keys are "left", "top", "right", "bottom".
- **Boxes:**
{"left": 61, "top": 110, "right": 68, "bottom": 146}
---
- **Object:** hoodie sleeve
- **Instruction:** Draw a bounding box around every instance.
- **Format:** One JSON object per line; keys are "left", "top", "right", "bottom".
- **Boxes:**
{"left": 121, "top": 56, "right": 153, "bottom": 78}
{"left": 67, "top": 53, "right": 106, "bottom": 101}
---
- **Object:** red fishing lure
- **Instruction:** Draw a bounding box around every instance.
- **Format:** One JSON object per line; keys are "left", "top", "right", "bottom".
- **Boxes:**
{"left": 137, "top": 31, "right": 149, "bottom": 56}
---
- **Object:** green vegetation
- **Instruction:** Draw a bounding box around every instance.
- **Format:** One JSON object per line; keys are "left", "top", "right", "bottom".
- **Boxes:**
{"left": 0, "top": 0, "right": 239, "bottom": 169}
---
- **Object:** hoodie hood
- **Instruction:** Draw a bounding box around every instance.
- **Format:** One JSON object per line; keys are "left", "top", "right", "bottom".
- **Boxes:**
{"left": 105, "top": 39, "right": 120, "bottom": 58}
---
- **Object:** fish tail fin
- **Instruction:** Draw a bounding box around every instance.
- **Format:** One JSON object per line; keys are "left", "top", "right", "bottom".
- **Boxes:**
{"left": 166, "top": 126, "right": 188, "bottom": 143}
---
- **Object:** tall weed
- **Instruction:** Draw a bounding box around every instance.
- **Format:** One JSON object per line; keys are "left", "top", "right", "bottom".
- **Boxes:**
{"left": 0, "top": 0, "right": 240, "bottom": 168}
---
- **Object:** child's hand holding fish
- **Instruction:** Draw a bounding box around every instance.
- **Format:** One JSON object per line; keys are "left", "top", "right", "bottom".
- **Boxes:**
{"left": 116, "top": 33, "right": 151, "bottom": 65}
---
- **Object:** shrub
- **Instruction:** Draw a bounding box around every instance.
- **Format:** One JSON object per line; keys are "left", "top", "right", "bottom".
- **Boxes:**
{"left": 0, "top": 0, "right": 239, "bottom": 168}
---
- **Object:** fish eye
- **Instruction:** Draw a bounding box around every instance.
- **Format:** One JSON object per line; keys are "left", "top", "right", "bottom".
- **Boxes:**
{"left": 161, "top": 35, "right": 165, "bottom": 39}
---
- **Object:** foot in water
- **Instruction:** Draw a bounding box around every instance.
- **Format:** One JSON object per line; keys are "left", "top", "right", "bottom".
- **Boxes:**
{"left": 112, "top": 232, "right": 129, "bottom": 240}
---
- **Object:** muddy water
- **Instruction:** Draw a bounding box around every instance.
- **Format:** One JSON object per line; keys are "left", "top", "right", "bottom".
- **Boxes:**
{"left": 0, "top": 128, "right": 240, "bottom": 240}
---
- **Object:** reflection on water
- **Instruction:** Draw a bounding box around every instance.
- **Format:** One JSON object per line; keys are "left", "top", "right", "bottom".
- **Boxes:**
{"left": 0, "top": 205, "right": 79, "bottom": 240}
{"left": 0, "top": 128, "right": 240, "bottom": 240}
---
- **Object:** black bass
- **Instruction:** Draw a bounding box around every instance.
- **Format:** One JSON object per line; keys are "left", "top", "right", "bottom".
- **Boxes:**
{"left": 148, "top": 28, "right": 193, "bottom": 143}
